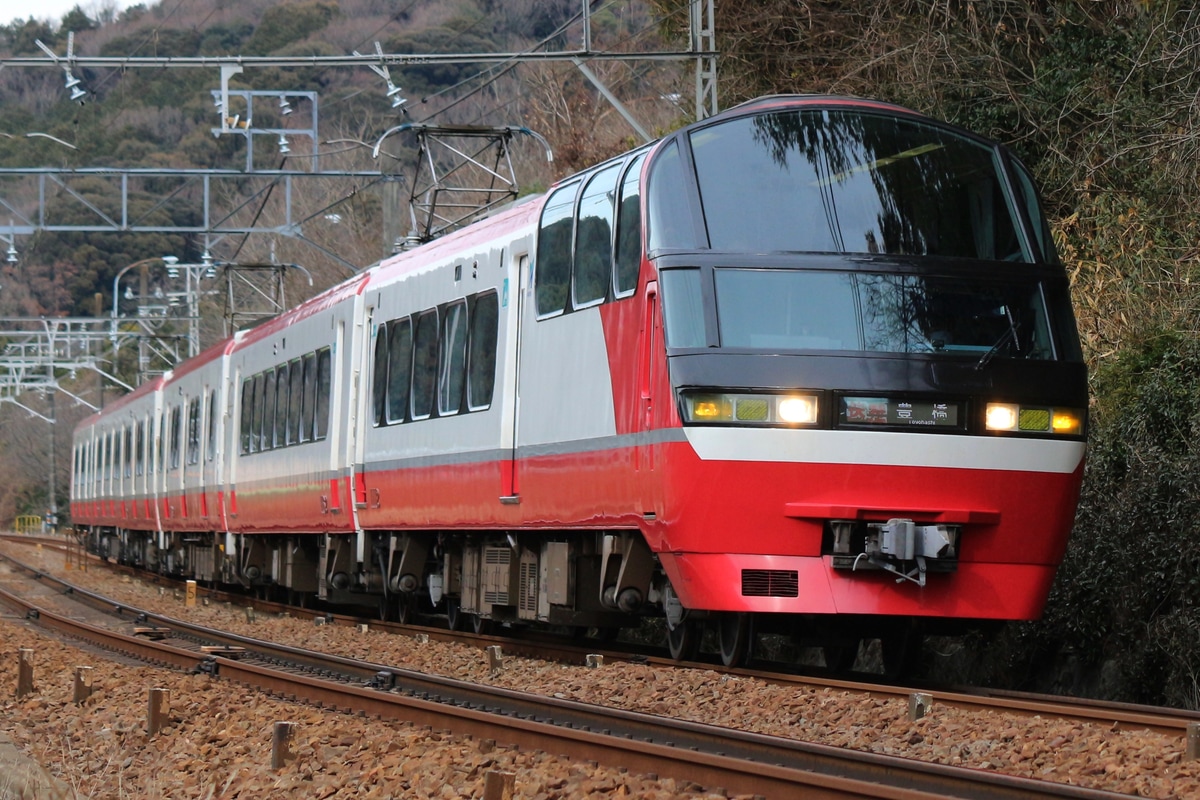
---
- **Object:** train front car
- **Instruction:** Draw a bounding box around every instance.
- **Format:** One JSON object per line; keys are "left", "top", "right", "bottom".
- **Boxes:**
{"left": 647, "top": 96, "right": 1087, "bottom": 670}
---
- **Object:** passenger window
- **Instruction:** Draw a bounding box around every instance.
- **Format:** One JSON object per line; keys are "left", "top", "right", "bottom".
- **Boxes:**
{"left": 287, "top": 358, "right": 303, "bottom": 445}
{"left": 615, "top": 153, "right": 645, "bottom": 296}
{"left": 438, "top": 300, "right": 469, "bottom": 415}
{"left": 535, "top": 182, "right": 578, "bottom": 317}
{"left": 207, "top": 390, "right": 219, "bottom": 461}
{"left": 240, "top": 378, "right": 253, "bottom": 455}
{"left": 575, "top": 163, "right": 621, "bottom": 307}
{"left": 251, "top": 373, "right": 265, "bottom": 453}
{"left": 272, "top": 366, "right": 288, "bottom": 448}
{"left": 135, "top": 421, "right": 145, "bottom": 476}
{"left": 124, "top": 426, "right": 133, "bottom": 478}
{"left": 315, "top": 348, "right": 332, "bottom": 440}
{"left": 155, "top": 415, "right": 164, "bottom": 474}
{"left": 1012, "top": 160, "right": 1052, "bottom": 262}
{"left": 468, "top": 291, "right": 499, "bottom": 411}
{"left": 187, "top": 399, "right": 201, "bottom": 464}
{"left": 371, "top": 323, "right": 388, "bottom": 427}
{"left": 387, "top": 318, "right": 413, "bottom": 424}
{"left": 646, "top": 140, "right": 702, "bottom": 251}
{"left": 158, "top": 413, "right": 166, "bottom": 474}
{"left": 169, "top": 405, "right": 182, "bottom": 470}
{"left": 300, "top": 353, "right": 317, "bottom": 443}
{"left": 411, "top": 309, "right": 439, "bottom": 420}
{"left": 261, "top": 370, "right": 276, "bottom": 451}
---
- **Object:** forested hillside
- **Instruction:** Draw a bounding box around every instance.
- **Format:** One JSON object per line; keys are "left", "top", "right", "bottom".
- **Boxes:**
{"left": 0, "top": 0, "right": 679, "bottom": 523}
{"left": 5, "top": 0, "right": 1200, "bottom": 706}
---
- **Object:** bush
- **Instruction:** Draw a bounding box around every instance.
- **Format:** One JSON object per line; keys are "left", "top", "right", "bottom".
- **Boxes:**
{"left": 1028, "top": 332, "right": 1200, "bottom": 706}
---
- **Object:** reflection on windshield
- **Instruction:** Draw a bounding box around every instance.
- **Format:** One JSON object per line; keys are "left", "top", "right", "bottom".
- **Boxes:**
{"left": 707, "top": 269, "right": 1053, "bottom": 358}
{"left": 681, "top": 109, "right": 1033, "bottom": 261}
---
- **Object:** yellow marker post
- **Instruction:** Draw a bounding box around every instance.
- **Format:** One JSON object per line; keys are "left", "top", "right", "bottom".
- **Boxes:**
{"left": 185, "top": 580, "right": 197, "bottom": 608}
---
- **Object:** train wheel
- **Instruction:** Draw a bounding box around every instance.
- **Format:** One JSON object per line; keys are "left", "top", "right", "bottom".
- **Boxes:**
{"left": 666, "top": 619, "right": 699, "bottom": 661}
{"left": 471, "top": 613, "right": 493, "bottom": 636}
{"left": 717, "top": 612, "right": 753, "bottom": 668}
{"left": 396, "top": 593, "right": 417, "bottom": 625}
{"left": 380, "top": 592, "right": 417, "bottom": 624}
{"left": 446, "top": 597, "right": 465, "bottom": 631}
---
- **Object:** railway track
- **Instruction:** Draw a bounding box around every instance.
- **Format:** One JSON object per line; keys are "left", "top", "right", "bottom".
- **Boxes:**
{"left": 0, "top": 541, "right": 1161, "bottom": 799}
{"left": 5, "top": 535, "right": 1195, "bottom": 739}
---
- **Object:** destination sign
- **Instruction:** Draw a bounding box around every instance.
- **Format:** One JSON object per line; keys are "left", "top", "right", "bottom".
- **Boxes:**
{"left": 840, "top": 397, "right": 960, "bottom": 428}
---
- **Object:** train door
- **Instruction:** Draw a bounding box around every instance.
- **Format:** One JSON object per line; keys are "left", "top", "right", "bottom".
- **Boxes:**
{"left": 501, "top": 252, "right": 529, "bottom": 502}
{"left": 202, "top": 387, "right": 217, "bottom": 521}
{"left": 351, "top": 305, "right": 374, "bottom": 520}
{"left": 637, "top": 281, "right": 659, "bottom": 476}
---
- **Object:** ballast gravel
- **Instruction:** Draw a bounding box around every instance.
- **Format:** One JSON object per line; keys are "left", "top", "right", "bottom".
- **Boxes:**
{"left": 2, "top": 543, "right": 1199, "bottom": 799}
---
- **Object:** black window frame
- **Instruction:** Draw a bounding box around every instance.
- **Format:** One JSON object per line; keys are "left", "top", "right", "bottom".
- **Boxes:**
{"left": 315, "top": 347, "right": 332, "bottom": 441}
{"left": 371, "top": 322, "right": 388, "bottom": 427}
{"left": 573, "top": 162, "right": 622, "bottom": 308}
{"left": 273, "top": 364, "right": 289, "bottom": 448}
{"left": 287, "top": 358, "right": 303, "bottom": 445}
{"left": 186, "top": 398, "right": 201, "bottom": 466}
{"left": 614, "top": 153, "right": 646, "bottom": 297}
{"left": 437, "top": 300, "right": 469, "bottom": 416}
{"left": 410, "top": 309, "right": 439, "bottom": 421}
{"left": 300, "top": 353, "right": 317, "bottom": 443}
{"left": 262, "top": 369, "right": 277, "bottom": 451}
{"left": 169, "top": 404, "right": 182, "bottom": 471}
{"left": 467, "top": 291, "right": 500, "bottom": 412}
{"left": 535, "top": 181, "right": 580, "bottom": 318}
{"left": 206, "top": 389, "right": 218, "bottom": 462}
{"left": 239, "top": 377, "right": 253, "bottom": 455}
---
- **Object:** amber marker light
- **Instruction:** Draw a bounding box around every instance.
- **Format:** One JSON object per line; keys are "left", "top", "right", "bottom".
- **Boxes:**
{"left": 1051, "top": 409, "right": 1083, "bottom": 435}
{"left": 686, "top": 394, "right": 732, "bottom": 422}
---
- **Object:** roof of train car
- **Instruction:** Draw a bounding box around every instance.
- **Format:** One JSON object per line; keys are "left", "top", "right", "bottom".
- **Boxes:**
{"left": 718, "top": 94, "right": 932, "bottom": 119}
{"left": 363, "top": 193, "right": 545, "bottom": 290}
{"left": 74, "top": 372, "right": 168, "bottom": 434}
{"left": 231, "top": 271, "right": 372, "bottom": 351}
{"left": 163, "top": 330, "right": 244, "bottom": 383}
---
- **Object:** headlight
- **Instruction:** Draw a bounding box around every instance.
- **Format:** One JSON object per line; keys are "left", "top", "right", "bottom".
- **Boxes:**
{"left": 985, "top": 402, "right": 1084, "bottom": 435}
{"left": 682, "top": 392, "right": 819, "bottom": 426}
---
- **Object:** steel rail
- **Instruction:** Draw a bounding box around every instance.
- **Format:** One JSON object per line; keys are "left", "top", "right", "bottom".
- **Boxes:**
{"left": 3, "top": 537, "right": 1197, "bottom": 738}
{"left": 0, "top": 549, "right": 1141, "bottom": 800}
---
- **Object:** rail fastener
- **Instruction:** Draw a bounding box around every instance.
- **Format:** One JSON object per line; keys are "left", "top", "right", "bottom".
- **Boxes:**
{"left": 133, "top": 627, "right": 172, "bottom": 640}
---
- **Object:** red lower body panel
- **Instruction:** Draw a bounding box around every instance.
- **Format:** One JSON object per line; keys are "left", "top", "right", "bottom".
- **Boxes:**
{"left": 659, "top": 552, "right": 1057, "bottom": 619}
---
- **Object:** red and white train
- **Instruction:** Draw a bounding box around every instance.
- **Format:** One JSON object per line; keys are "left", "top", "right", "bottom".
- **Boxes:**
{"left": 71, "top": 95, "right": 1088, "bottom": 671}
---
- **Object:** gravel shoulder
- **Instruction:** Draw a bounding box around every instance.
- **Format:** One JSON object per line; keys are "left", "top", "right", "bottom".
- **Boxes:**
{"left": 3, "top": 544, "right": 1199, "bottom": 798}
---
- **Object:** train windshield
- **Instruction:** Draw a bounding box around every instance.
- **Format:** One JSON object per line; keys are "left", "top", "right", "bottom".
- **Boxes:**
{"left": 662, "top": 267, "right": 1056, "bottom": 359}
{"left": 658, "top": 108, "right": 1048, "bottom": 262}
